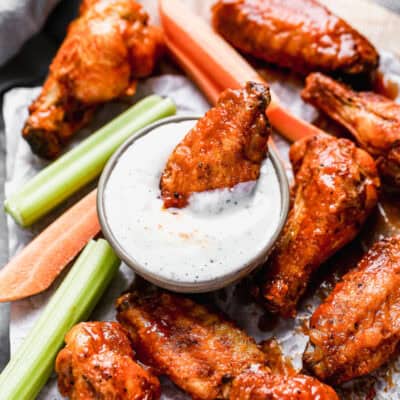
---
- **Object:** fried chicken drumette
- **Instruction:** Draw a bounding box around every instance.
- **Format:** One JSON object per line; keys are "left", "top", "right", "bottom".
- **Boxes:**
{"left": 304, "top": 236, "right": 400, "bottom": 384}
{"left": 212, "top": 0, "right": 378, "bottom": 78}
{"left": 257, "top": 133, "right": 379, "bottom": 317}
{"left": 55, "top": 321, "right": 160, "bottom": 399}
{"left": 160, "top": 82, "right": 271, "bottom": 208}
{"left": 116, "top": 287, "right": 339, "bottom": 400}
{"left": 23, "top": 0, "right": 163, "bottom": 159}
{"left": 302, "top": 72, "right": 400, "bottom": 187}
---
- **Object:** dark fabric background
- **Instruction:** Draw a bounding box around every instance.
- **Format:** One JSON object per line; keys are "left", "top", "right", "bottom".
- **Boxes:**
{"left": 376, "top": 0, "right": 400, "bottom": 13}
{"left": 0, "top": 0, "right": 81, "bottom": 371}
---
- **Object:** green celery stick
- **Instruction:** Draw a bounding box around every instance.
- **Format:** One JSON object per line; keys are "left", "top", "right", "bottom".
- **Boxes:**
{"left": 0, "top": 239, "right": 120, "bottom": 400}
{"left": 5, "top": 95, "right": 176, "bottom": 226}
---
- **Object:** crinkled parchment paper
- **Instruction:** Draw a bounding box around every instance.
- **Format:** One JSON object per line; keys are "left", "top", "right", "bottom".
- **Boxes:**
{"left": 3, "top": 1, "right": 400, "bottom": 398}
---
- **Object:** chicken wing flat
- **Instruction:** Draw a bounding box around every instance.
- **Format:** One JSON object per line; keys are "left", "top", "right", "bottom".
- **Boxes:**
{"left": 212, "top": 0, "right": 379, "bottom": 77}
{"left": 229, "top": 368, "right": 337, "bottom": 400}
{"left": 116, "top": 288, "right": 338, "bottom": 400}
{"left": 257, "top": 133, "right": 379, "bottom": 317}
{"left": 303, "top": 235, "right": 400, "bottom": 384}
{"left": 23, "top": 0, "right": 163, "bottom": 159}
{"left": 55, "top": 321, "right": 160, "bottom": 399}
{"left": 160, "top": 82, "right": 271, "bottom": 208}
{"left": 302, "top": 72, "right": 400, "bottom": 187}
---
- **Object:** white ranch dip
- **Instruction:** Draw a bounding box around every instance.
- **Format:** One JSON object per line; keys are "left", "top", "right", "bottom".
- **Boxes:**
{"left": 103, "top": 119, "right": 282, "bottom": 287}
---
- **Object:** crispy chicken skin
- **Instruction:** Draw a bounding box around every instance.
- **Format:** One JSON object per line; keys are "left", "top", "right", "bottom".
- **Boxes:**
{"left": 55, "top": 321, "right": 160, "bottom": 400}
{"left": 302, "top": 72, "right": 400, "bottom": 187}
{"left": 116, "top": 288, "right": 267, "bottom": 399}
{"left": 229, "top": 368, "right": 337, "bottom": 400}
{"left": 303, "top": 236, "right": 400, "bottom": 384}
{"left": 258, "top": 133, "right": 379, "bottom": 317}
{"left": 23, "top": 0, "right": 163, "bottom": 159}
{"left": 212, "top": 0, "right": 379, "bottom": 77}
{"left": 116, "top": 288, "right": 338, "bottom": 400}
{"left": 160, "top": 82, "right": 271, "bottom": 208}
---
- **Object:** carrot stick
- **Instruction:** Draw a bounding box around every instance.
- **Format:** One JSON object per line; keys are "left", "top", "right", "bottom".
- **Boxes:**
{"left": 0, "top": 190, "right": 100, "bottom": 302}
{"left": 159, "top": 0, "right": 323, "bottom": 142}
{"left": 160, "top": 0, "right": 260, "bottom": 91}
{"left": 266, "top": 104, "right": 321, "bottom": 142}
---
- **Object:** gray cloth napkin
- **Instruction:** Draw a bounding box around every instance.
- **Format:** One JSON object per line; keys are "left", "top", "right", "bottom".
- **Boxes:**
{"left": 0, "top": 0, "right": 61, "bottom": 67}
{"left": 375, "top": 0, "right": 400, "bottom": 13}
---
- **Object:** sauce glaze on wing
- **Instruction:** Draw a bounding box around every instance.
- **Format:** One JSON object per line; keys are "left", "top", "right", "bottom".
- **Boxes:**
{"left": 160, "top": 81, "right": 271, "bottom": 208}
{"left": 55, "top": 321, "right": 160, "bottom": 399}
{"left": 302, "top": 72, "right": 400, "bottom": 187}
{"left": 116, "top": 287, "right": 339, "bottom": 400}
{"left": 23, "top": 0, "right": 163, "bottom": 159}
{"left": 212, "top": 0, "right": 379, "bottom": 77}
{"left": 257, "top": 133, "right": 379, "bottom": 317}
{"left": 229, "top": 367, "right": 338, "bottom": 400}
{"left": 304, "top": 236, "right": 400, "bottom": 384}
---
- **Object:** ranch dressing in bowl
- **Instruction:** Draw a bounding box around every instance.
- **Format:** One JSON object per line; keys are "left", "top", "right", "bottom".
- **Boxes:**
{"left": 98, "top": 116, "right": 289, "bottom": 292}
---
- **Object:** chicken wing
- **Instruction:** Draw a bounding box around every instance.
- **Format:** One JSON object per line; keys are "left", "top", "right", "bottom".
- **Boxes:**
{"left": 302, "top": 72, "right": 400, "bottom": 187}
{"left": 229, "top": 368, "right": 337, "bottom": 400}
{"left": 116, "top": 287, "right": 338, "bottom": 400}
{"left": 55, "top": 321, "right": 160, "bottom": 399}
{"left": 212, "top": 0, "right": 378, "bottom": 78}
{"left": 303, "top": 235, "right": 400, "bottom": 384}
{"left": 160, "top": 82, "right": 271, "bottom": 208}
{"left": 257, "top": 133, "right": 379, "bottom": 317}
{"left": 23, "top": 0, "right": 163, "bottom": 159}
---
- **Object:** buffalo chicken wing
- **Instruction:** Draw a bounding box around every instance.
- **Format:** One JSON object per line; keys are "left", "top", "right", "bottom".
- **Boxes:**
{"left": 23, "top": 0, "right": 163, "bottom": 158}
{"left": 304, "top": 235, "right": 400, "bottom": 384}
{"left": 55, "top": 321, "right": 160, "bottom": 399}
{"left": 229, "top": 368, "right": 337, "bottom": 400}
{"left": 160, "top": 82, "right": 271, "bottom": 208}
{"left": 302, "top": 72, "right": 400, "bottom": 187}
{"left": 212, "top": 0, "right": 379, "bottom": 77}
{"left": 257, "top": 133, "right": 379, "bottom": 317}
{"left": 116, "top": 288, "right": 338, "bottom": 400}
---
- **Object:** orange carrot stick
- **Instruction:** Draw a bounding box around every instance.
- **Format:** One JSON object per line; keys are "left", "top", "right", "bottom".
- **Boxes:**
{"left": 159, "top": 0, "right": 322, "bottom": 142}
{"left": 0, "top": 190, "right": 100, "bottom": 302}
{"left": 160, "top": 0, "right": 260, "bottom": 91}
{"left": 266, "top": 104, "right": 321, "bottom": 142}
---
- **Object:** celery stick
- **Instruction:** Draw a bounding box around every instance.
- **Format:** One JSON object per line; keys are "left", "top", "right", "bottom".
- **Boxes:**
{"left": 5, "top": 95, "right": 176, "bottom": 227}
{"left": 0, "top": 239, "right": 120, "bottom": 400}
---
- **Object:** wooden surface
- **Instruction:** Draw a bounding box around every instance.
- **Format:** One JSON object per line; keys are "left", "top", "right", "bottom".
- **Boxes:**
{"left": 321, "top": 0, "right": 400, "bottom": 57}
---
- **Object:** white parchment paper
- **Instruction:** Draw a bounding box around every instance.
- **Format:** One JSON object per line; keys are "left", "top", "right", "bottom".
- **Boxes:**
{"left": 3, "top": 1, "right": 400, "bottom": 398}
{"left": 4, "top": 74, "right": 210, "bottom": 400}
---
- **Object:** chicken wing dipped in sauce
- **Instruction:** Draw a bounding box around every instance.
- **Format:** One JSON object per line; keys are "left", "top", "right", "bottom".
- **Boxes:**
{"left": 302, "top": 72, "right": 400, "bottom": 187}
{"left": 303, "top": 235, "right": 400, "bottom": 384}
{"left": 256, "top": 133, "right": 379, "bottom": 317}
{"left": 212, "top": 0, "right": 379, "bottom": 78}
{"left": 160, "top": 82, "right": 271, "bottom": 208}
{"left": 116, "top": 287, "right": 339, "bottom": 400}
{"left": 23, "top": 0, "right": 163, "bottom": 159}
{"left": 55, "top": 321, "right": 160, "bottom": 399}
